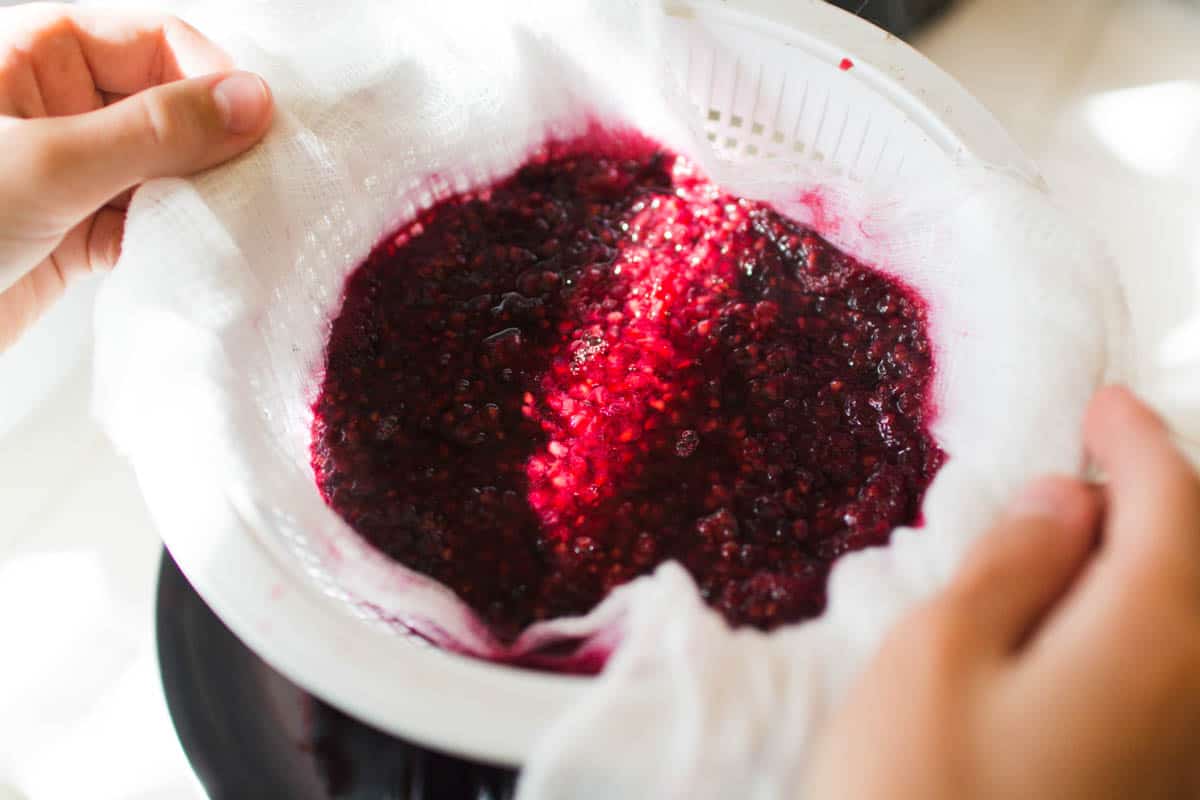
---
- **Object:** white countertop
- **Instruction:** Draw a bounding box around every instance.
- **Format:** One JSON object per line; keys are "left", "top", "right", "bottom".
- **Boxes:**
{"left": 2, "top": 1, "right": 1198, "bottom": 797}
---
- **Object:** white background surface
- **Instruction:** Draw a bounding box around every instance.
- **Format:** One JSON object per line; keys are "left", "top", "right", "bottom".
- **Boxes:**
{"left": 2, "top": 1, "right": 1199, "bottom": 797}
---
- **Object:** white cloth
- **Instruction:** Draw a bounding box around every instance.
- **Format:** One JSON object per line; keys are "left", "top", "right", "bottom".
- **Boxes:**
{"left": 90, "top": 1, "right": 1126, "bottom": 797}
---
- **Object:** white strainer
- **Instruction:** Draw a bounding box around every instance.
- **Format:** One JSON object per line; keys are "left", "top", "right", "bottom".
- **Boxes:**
{"left": 104, "top": 0, "right": 1034, "bottom": 767}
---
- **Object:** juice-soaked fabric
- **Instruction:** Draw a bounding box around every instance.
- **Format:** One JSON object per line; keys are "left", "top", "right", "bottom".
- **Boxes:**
{"left": 89, "top": 1, "right": 1127, "bottom": 797}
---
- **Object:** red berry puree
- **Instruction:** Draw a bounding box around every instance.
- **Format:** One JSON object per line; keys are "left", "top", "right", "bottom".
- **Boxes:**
{"left": 311, "top": 133, "right": 945, "bottom": 646}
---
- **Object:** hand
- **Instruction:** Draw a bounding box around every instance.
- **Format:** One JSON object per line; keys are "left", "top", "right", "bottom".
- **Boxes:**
{"left": 0, "top": 3, "right": 273, "bottom": 350}
{"left": 806, "top": 386, "right": 1200, "bottom": 799}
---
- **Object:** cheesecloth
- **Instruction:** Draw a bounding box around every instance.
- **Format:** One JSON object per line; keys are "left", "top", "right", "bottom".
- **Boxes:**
{"left": 90, "top": 1, "right": 1127, "bottom": 796}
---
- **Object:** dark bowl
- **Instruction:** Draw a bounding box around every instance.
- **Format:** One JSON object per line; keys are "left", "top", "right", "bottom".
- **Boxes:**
{"left": 826, "top": 0, "right": 953, "bottom": 38}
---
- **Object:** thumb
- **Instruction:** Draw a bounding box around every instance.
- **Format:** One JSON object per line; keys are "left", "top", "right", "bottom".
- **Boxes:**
{"left": 945, "top": 476, "right": 1102, "bottom": 654}
{"left": 23, "top": 70, "right": 272, "bottom": 220}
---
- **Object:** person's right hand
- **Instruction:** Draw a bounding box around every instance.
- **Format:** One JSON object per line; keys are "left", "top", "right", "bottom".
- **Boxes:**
{"left": 806, "top": 386, "right": 1200, "bottom": 799}
{"left": 0, "top": 3, "right": 273, "bottom": 351}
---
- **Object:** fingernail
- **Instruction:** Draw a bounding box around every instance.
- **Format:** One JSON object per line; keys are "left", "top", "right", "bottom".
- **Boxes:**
{"left": 212, "top": 72, "right": 270, "bottom": 134}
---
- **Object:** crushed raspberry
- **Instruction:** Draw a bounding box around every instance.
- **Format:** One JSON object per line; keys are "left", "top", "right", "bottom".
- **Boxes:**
{"left": 311, "top": 133, "right": 944, "bottom": 645}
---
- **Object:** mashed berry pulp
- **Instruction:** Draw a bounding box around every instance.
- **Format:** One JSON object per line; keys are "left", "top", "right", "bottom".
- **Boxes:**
{"left": 311, "top": 135, "right": 945, "bottom": 644}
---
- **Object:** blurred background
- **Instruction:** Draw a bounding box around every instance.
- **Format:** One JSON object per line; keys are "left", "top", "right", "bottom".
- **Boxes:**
{"left": 2, "top": 1, "right": 1199, "bottom": 798}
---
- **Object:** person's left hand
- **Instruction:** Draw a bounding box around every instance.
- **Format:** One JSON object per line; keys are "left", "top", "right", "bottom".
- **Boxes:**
{"left": 0, "top": 3, "right": 274, "bottom": 350}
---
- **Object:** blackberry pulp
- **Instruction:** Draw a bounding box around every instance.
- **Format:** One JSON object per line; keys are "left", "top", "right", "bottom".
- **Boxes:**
{"left": 311, "top": 135, "right": 944, "bottom": 645}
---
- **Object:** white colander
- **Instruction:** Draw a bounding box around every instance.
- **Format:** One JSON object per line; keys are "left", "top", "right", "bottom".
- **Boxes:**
{"left": 134, "top": 0, "right": 1032, "bottom": 767}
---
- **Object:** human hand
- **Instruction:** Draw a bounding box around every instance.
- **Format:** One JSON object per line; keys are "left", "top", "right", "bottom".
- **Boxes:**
{"left": 806, "top": 386, "right": 1200, "bottom": 799}
{"left": 0, "top": 3, "right": 273, "bottom": 350}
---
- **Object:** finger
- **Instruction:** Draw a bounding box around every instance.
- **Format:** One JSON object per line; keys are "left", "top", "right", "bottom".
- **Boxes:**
{"left": 0, "top": 208, "right": 121, "bottom": 351}
{"left": 0, "top": 254, "right": 66, "bottom": 351}
{"left": 2, "top": 5, "right": 231, "bottom": 94}
{"left": 71, "top": 8, "right": 232, "bottom": 90}
{"left": 53, "top": 207, "right": 125, "bottom": 275}
{"left": 1085, "top": 385, "right": 1200, "bottom": 569}
{"left": 16, "top": 70, "right": 272, "bottom": 221}
{"left": 13, "top": 12, "right": 101, "bottom": 116}
{"left": 88, "top": 206, "right": 125, "bottom": 269}
{"left": 0, "top": 41, "right": 47, "bottom": 117}
{"left": 944, "top": 476, "right": 1102, "bottom": 654}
